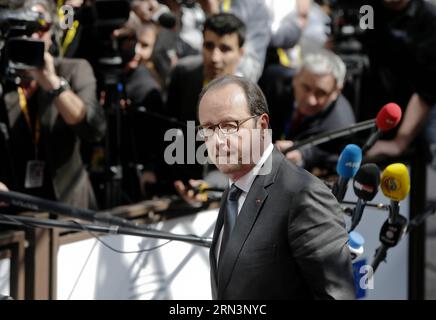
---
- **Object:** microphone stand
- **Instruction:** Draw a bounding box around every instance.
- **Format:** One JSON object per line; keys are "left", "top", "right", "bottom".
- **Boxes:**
{"left": 340, "top": 200, "right": 390, "bottom": 211}
{"left": 0, "top": 79, "right": 17, "bottom": 189}
{"left": 371, "top": 244, "right": 388, "bottom": 274}
{"left": 373, "top": 204, "right": 436, "bottom": 275}
{"left": 0, "top": 214, "right": 212, "bottom": 248}
{"left": 281, "top": 119, "right": 375, "bottom": 154}
{"left": 0, "top": 190, "right": 213, "bottom": 247}
{"left": 0, "top": 189, "right": 138, "bottom": 229}
{"left": 135, "top": 106, "right": 187, "bottom": 129}
{"left": 370, "top": 202, "right": 408, "bottom": 276}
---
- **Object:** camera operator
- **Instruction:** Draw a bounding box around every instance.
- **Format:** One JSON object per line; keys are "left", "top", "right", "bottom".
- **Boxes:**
{"left": 0, "top": 0, "right": 106, "bottom": 209}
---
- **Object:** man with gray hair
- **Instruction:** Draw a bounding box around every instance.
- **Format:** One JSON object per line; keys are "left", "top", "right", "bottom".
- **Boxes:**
{"left": 274, "top": 49, "right": 355, "bottom": 170}
{"left": 197, "top": 75, "right": 355, "bottom": 299}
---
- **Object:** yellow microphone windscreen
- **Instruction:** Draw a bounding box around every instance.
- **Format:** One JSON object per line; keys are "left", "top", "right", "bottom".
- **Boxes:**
{"left": 380, "top": 163, "right": 410, "bottom": 201}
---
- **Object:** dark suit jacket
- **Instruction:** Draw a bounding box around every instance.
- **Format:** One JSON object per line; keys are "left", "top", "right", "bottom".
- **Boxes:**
{"left": 165, "top": 55, "right": 204, "bottom": 123}
{"left": 293, "top": 95, "right": 356, "bottom": 169}
{"left": 209, "top": 148, "right": 356, "bottom": 299}
{"left": 1, "top": 58, "right": 106, "bottom": 209}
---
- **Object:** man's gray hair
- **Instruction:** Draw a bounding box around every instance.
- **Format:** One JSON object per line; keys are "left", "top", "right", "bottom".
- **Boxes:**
{"left": 199, "top": 75, "right": 270, "bottom": 117}
{"left": 300, "top": 49, "right": 347, "bottom": 88}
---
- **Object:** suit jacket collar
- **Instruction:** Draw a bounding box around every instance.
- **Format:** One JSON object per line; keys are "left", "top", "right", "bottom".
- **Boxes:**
{"left": 230, "top": 143, "right": 274, "bottom": 194}
{"left": 210, "top": 147, "right": 284, "bottom": 299}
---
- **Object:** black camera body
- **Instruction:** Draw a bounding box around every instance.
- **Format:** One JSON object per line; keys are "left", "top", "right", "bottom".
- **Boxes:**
{"left": 324, "top": 0, "right": 371, "bottom": 53}
{"left": 0, "top": 8, "right": 46, "bottom": 72}
{"left": 6, "top": 37, "right": 45, "bottom": 70}
{"left": 175, "top": 0, "right": 197, "bottom": 8}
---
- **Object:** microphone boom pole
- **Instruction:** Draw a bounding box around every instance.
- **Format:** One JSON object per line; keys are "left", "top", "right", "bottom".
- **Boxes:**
{"left": 371, "top": 244, "right": 388, "bottom": 274}
{"left": 282, "top": 119, "right": 375, "bottom": 154}
{"left": 0, "top": 190, "right": 213, "bottom": 247}
{"left": 0, "top": 190, "right": 138, "bottom": 229}
{"left": 0, "top": 214, "right": 212, "bottom": 248}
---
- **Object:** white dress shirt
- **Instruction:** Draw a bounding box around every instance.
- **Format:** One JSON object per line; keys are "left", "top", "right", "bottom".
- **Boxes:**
{"left": 215, "top": 143, "right": 274, "bottom": 263}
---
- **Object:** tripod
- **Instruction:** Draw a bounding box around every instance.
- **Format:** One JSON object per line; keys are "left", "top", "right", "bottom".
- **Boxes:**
{"left": 98, "top": 62, "right": 152, "bottom": 208}
{"left": 0, "top": 79, "right": 17, "bottom": 190}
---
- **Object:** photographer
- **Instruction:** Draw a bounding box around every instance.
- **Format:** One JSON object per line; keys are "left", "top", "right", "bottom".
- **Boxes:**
{"left": 0, "top": 0, "right": 106, "bottom": 209}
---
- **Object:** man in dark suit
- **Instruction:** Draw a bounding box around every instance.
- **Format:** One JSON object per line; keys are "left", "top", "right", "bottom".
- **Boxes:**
{"left": 197, "top": 75, "right": 355, "bottom": 299}
{"left": 266, "top": 50, "right": 355, "bottom": 171}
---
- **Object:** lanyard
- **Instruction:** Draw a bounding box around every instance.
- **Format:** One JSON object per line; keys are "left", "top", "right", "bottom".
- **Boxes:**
{"left": 61, "top": 20, "right": 79, "bottom": 56}
{"left": 222, "top": 0, "right": 232, "bottom": 12}
{"left": 57, "top": 0, "right": 80, "bottom": 56}
{"left": 17, "top": 87, "right": 41, "bottom": 159}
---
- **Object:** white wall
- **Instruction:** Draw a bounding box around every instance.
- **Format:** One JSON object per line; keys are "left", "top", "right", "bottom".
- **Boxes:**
{"left": 56, "top": 181, "right": 412, "bottom": 300}
{"left": 57, "top": 209, "right": 217, "bottom": 300}
{"left": 0, "top": 258, "right": 10, "bottom": 297}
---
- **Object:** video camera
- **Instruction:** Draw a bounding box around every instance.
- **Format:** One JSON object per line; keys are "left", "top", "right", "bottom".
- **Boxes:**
{"left": 321, "top": 0, "right": 370, "bottom": 53}
{"left": 174, "top": 0, "right": 197, "bottom": 8}
{"left": 0, "top": 8, "right": 48, "bottom": 72}
{"left": 92, "top": 0, "right": 131, "bottom": 84}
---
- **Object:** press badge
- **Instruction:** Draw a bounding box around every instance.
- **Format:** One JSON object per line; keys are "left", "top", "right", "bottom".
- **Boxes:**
{"left": 25, "top": 160, "right": 45, "bottom": 188}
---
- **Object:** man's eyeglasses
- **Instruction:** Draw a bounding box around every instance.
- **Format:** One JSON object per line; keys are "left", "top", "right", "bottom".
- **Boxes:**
{"left": 197, "top": 115, "right": 260, "bottom": 139}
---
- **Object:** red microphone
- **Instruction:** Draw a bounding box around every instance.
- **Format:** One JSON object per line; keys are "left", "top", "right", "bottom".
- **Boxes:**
{"left": 362, "top": 103, "right": 402, "bottom": 152}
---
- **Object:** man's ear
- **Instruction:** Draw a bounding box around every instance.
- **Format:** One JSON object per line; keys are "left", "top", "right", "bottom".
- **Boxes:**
{"left": 258, "top": 113, "right": 270, "bottom": 130}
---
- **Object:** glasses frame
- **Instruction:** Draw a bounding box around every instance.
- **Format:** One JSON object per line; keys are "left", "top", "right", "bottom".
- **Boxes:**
{"left": 197, "top": 114, "right": 260, "bottom": 139}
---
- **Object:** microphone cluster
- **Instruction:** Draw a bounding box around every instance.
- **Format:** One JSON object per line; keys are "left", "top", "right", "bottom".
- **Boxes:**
{"left": 328, "top": 102, "right": 411, "bottom": 273}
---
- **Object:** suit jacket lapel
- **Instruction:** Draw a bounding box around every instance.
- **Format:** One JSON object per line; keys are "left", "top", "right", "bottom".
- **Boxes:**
{"left": 217, "top": 174, "right": 268, "bottom": 298}
{"left": 216, "top": 148, "right": 284, "bottom": 298}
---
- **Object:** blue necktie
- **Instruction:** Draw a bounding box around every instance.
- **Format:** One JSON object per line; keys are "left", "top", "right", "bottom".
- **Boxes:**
{"left": 219, "top": 184, "right": 243, "bottom": 264}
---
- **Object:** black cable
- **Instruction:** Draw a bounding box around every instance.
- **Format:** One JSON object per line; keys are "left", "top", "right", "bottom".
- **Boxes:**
{"left": 0, "top": 212, "right": 212, "bottom": 247}
{"left": 0, "top": 212, "right": 37, "bottom": 229}
{"left": 70, "top": 220, "right": 173, "bottom": 254}
{"left": 0, "top": 213, "right": 174, "bottom": 253}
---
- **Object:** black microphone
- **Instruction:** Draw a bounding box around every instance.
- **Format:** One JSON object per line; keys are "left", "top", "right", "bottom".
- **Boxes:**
{"left": 371, "top": 213, "right": 408, "bottom": 274}
{"left": 349, "top": 163, "right": 380, "bottom": 232}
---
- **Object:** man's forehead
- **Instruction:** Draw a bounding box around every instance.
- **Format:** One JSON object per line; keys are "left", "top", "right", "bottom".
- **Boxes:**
{"left": 199, "top": 84, "right": 249, "bottom": 119}
{"left": 201, "top": 83, "right": 246, "bottom": 106}
{"left": 299, "top": 68, "right": 334, "bottom": 80}
{"left": 204, "top": 30, "right": 238, "bottom": 42}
